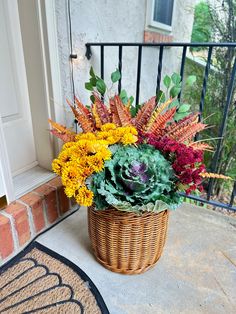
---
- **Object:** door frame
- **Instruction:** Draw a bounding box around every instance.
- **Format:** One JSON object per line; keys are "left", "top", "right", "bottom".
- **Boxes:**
{"left": 0, "top": 0, "right": 64, "bottom": 203}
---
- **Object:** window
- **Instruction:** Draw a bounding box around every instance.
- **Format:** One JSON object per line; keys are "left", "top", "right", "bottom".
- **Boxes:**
{"left": 146, "top": 0, "right": 175, "bottom": 32}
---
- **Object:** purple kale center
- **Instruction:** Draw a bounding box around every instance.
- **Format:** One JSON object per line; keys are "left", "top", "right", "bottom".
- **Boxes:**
{"left": 130, "top": 161, "right": 149, "bottom": 183}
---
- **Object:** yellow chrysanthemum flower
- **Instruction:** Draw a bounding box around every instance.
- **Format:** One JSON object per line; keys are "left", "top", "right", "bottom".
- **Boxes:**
{"left": 115, "top": 128, "right": 126, "bottom": 137}
{"left": 64, "top": 184, "right": 78, "bottom": 198}
{"left": 105, "top": 136, "right": 119, "bottom": 145}
{"left": 89, "top": 140, "right": 108, "bottom": 154}
{"left": 52, "top": 159, "right": 64, "bottom": 175}
{"left": 75, "top": 132, "right": 97, "bottom": 141}
{"left": 75, "top": 186, "right": 94, "bottom": 207}
{"left": 96, "top": 147, "right": 112, "bottom": 160}
{"left": 100, "top": 123, "right": 116, "bottom": 131}
{"left": 62, "top": 142, "right": 76, "bottom": 150}
{"left": 58, "top": 150, "right": 71, "bottom": 163}
{"left": 97, "top": 131, "right": 112, "bottom": 140}
{"left": 123, "top": 126, "right": 138, "bottom": 135}
{"left": 87, "top": 155, "right": 104, "bottom": 172}
{"left": 121, "top": 133, "right": 138, "bottom": 145}
{"left": 61, "top": 161, "right": 81, "bottom": 185}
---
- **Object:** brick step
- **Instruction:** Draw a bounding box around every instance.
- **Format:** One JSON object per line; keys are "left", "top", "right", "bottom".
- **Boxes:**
{"left": 0, "top": 177, "right": 77, "bottom": 265}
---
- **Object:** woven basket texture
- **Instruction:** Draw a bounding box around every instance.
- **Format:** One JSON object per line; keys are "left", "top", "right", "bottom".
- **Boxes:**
{"left": 88, "top": 205, "right": 169, "bottom": 275}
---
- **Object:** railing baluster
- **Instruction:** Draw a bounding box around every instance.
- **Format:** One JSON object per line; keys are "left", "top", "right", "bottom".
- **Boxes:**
{"left": 135, "top": 46, "right": 142, "bottom": 106}
{"left": 199, "top": 46, "right": 213, "bottom": 118}
{"left": 156, "top": 46, "right": 164, "bottom": 97}
{"left": 178, "top": 46, "right": 187, "bottom": 101}
{"left": 100, "top": 45, "right": 104, "bottom": 79}
{"left": 229, "top": 181, "right": 236, "bottom": 207}
{"left": 118, "top": 45, "right": 122, "bottom": 94}
{"left": 207, "top": 56, "right": 236, "bottom": 200}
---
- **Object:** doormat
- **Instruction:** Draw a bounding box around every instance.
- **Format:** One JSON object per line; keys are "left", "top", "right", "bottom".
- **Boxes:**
{"left": 0, "top": 242, "right": 109, "bottom": 313}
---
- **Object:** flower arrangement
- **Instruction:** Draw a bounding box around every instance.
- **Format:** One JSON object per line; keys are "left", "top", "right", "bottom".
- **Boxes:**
{"left": 49, "top": 69, "right": 231, "bottom": 214}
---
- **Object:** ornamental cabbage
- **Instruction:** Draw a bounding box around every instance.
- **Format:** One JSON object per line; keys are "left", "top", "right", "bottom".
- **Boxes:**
{"left": 90, "top": 144, "right": 182, "bottom": 213}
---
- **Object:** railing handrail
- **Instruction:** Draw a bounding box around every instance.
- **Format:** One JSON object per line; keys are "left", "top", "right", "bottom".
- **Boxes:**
{"left": 86, "top": 42, "right": 236, "bottom": 47}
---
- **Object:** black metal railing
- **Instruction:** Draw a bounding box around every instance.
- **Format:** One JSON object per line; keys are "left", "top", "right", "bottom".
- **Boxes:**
{"left": 85, "top": 42, "right": 236, "bottom": 211}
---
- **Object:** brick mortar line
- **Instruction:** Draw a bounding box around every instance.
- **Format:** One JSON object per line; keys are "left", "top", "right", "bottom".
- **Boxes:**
{"left": 0, "top": 210, "right": 19, "bottom": 251}
{"left": 46, "top": 183, "right": 61, "bottom": 217}
{"left": 31, "top": 191, "right": 49, "bottom": 227}
{"left": 17, "top": 200, "right": 36, "bottom": 237}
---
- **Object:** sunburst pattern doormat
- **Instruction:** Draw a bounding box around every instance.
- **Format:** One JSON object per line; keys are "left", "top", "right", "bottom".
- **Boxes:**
{"left": 0, "top": 242, "right": 109, "bottom": 313}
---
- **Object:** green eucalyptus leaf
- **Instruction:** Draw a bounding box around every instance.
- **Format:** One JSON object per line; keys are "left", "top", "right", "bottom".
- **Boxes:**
{"left": 156, "top": 90, "right": 165, "bottom": 103}
{"left": 96, "top": 79, "right": 106, "bottom": 95}
{"left": 120, "top": 89, "right": 127, "bottom": 98}
{"left": 90, "top": 77, "right": 97, "bottom": 86}
{"left": 164, "top": 75, "right": 171, "bottom": 89}
{"left": 178, "top": 104, "right": 191, "bottom": 113}
{"left": 170, "top": 86, "right": 181, "bottom": 98}
{"left": 90, "top": 95, "right": 95, "bottom": 103}
{"left": 174, "top": 112, "right": 189, "bottom": 121}
{"left": 85, "top": 82, "right": 94, "bottom": 91}
{"left": 89, "top": 66, "right": 96, "bottom": 78}
{"left": 129, "top": 96, "right": 134, "bottom": 106}
{"left": 169, "top": 99, "right": 180, "bottom": 109}
{"left": 111, "top": 69, "right": 121, "bottom": 83}
{"left": 171, "top": 73, "right": 181, "bottom": 85}
{"left": 130, "top": 106, "right": 136, "bottom": 118}
{"left": 120, "top": 89, "right": 128, "bottom": 103}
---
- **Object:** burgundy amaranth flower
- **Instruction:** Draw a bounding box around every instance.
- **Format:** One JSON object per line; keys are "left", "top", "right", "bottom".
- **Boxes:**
{"left": 146, "top": 135, "right": 205, "bottom": 194}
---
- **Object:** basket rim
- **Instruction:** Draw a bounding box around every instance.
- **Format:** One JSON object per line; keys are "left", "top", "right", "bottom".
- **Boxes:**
{"left": 88, "top": 204, "right": 169, "bottom": 219}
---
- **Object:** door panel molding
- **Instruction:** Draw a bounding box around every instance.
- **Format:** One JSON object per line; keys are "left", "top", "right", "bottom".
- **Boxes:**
{"left": 0, "top": 117, "right": 15, "bottom": 202}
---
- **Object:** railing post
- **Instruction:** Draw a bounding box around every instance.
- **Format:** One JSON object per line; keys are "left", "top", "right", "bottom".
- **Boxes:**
{"left": 178, "top": 46, "right": 187, "bottom": 101}
{"left": 135, "top": 46, "right": 142, "bottom": 106}
{"left": 230, "top": 181, "right": 236, "bottom": 207}
{"left": 85, "top": 44, "right": 92, "bottom": 59}
{"left": 156, "top": 46, "right": 164, "bottom": 97}
{"left": 100, "top": 45, "right": 104, "bottom": 80}
{"left": 118, "top": 45, "right": 123, "bottom": 94}
{"left": 199, "top": 46, "right": 213, "bottom": 119}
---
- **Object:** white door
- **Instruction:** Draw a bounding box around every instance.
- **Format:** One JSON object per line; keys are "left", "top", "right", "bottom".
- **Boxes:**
{"left": 0, "top": 0, "right": 37, "bottom": 176}
{"left": 0, "top": 174, "right": 4, "bottom": 198}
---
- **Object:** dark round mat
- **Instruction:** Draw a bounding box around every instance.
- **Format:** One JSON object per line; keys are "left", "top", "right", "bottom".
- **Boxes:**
{"left": 0, "top": 242, "right": 109, "bottom": 313}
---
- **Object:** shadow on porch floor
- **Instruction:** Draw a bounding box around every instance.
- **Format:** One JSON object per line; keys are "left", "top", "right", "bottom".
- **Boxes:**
{"left": 37, "top": 204, "right": 236, "bottom": 314}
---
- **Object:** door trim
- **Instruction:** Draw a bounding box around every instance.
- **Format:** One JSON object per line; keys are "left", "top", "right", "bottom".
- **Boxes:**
{"left": 0, "top": 117, "right": 15, "bottom": 203}
{"left": 40, "top": 0, "right": 64, "bottom": 155}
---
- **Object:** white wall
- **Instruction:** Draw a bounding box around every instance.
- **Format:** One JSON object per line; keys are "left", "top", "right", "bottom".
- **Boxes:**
{"left": 55, "top": 0, "right": 199, "bottom": 127}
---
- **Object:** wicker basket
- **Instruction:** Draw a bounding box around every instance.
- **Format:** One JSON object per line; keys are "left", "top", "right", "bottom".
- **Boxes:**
{"left": 88, "top": 205, "right": 169, "bottom": 275}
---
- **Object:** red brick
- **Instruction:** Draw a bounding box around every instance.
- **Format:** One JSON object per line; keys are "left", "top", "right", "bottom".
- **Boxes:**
{"left": 58, "top": 187, "right": 70, "bottom": 214}
{"left": 0, "top": 214, "right": 14, "bottom": 259}
{"left": 34, "top": 185, "right": 58, "bottom": 223}
{"left": 144, "top": 30, "right": 173, "bottom": 43}
{"left": 20, "top": 193, "right": 45, "bottom": 233}
{"left": 5, "top": 202, "right": 30, "bottom": 246}
{"left": 47, "top": 177, "right": 70, "bottom": 214}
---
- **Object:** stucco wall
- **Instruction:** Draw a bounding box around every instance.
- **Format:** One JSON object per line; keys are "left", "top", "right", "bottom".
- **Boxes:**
{"left": 55, "top": 0, "right": 199, "bottom": 127}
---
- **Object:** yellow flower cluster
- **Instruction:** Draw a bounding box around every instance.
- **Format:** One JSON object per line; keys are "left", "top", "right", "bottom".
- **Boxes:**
{"left": 52, "top": 123, "right": 138, "bottom": 207}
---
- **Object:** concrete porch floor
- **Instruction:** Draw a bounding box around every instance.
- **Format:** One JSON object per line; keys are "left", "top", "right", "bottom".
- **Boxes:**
{"left": 37, "top": 204, "right": 236, "bottom": 314}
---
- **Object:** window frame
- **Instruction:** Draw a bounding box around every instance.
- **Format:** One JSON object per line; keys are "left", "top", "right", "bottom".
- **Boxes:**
{"left": 146, "top": 0, "right": 175, "bottom": 32}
